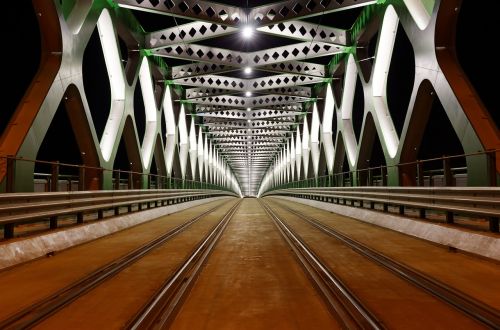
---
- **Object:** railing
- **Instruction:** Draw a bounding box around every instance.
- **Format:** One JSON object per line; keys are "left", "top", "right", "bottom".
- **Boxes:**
{"left": 1, "top": 156, "right": 231, "bottom": 193}
{"left": 262, "top": 150, "right": 499, "bottom": 233}
{"left": 0, "top": 189, "right": 238, "bottom": 240}
{"left": 272, "top": 150, "right": 498, "bottom": 190}
{"left": 0, "top": 157, "right": 238, "bottom": 240}
{"left": 263, "top": 186, "right": 500, "bottom": 232}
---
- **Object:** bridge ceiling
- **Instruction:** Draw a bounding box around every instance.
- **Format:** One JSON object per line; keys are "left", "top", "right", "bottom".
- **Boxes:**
{"left": 118, "top": 0, "right": 370, "bottom": 195}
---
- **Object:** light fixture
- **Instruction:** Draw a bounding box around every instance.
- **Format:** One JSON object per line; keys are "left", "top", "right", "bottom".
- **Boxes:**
{"left": 246, "top": 107, "right": 251, "bottom": 111}
{"left": 242, "top": 26, "right": 254, "bottom": 39}
{"left": 244, "top": 66, "right": 252, "bottom": 74}
{"left": 245, "top": 91, "right": 252, "bottom": 97}
{"left": 247, "top": 119, "right": 251, "bottom": 123}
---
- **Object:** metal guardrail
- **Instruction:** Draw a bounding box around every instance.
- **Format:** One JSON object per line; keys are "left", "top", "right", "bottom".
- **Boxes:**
{"left": 262, "top": 187, "right": 500, "bottom": 232}
{"left": 1, "top": 156, "right": 235, "bottom": 193}
{"left": 270, "top": 150, "right": 498, "bottom": 190}
{"left": 0, "top": 189, "right": 238, "bottom": 239}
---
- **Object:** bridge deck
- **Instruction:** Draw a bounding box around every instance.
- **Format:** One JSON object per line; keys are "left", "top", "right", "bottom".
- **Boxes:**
{"left": 0, "top": 198, "right": 498, "bottom": 329}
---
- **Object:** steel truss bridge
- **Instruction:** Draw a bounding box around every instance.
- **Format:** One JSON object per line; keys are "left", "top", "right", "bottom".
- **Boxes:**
{"left": 0, "top": 0, "right": 498, "bottom": 197}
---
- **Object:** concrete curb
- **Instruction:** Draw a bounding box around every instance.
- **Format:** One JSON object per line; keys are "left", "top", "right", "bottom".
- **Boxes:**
{"left": 271, "top": 196, "right": 500, "bottom": 261}
{"left": 0, "top": 196, "right": 231, "bottom": 270}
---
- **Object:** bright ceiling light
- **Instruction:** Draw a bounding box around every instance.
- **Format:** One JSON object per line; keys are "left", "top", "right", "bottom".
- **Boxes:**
{"left": 242, "top": 26, "right": 254, "bottom": 39}
{"left": 246, "top": 107, "right": 251, "bottom": 111}
{"left": 244, "top": 66, "right": 252, "bottom": 74}
{"left": 245, "top": 91, "right": 252, "bottom": 97}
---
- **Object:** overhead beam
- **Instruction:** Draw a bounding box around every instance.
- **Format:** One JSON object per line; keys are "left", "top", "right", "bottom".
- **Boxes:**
{"left": 190, "top": 95, "right": 309, "bottom": 108}
{"left": 187, "top": 86, "right": 312, "bottom": 99}
{"left": 256, "top": 61, "right": 326, "bottom": 77}
{"left": 213, "top": 140, "right": 288, "bottom": 145}
{"left": 116, "top": 0, "right": 245, "bottom": 26}
{"left": 117, "top": 0, "right": 374, "bottom": 28}
{"left": 147, "top": 22, "right": 237, "bottom": 49}
{"left": 172, "top": 60, "right": 325, "bottom": 79}
{"left": 204, "top": 122, "right": 294, "bottom": 129}
{"left": 196, "top": 104, "right": 305, "bottom": 112}
{"left": 257, "top": 21, "right": 348, "bottom": 45}
{"left": 195, "top": 109, "right": 304, "bottom": 119}
{"left": 248, "top": 0, "right": 375, "bottom": 26}
{"left": 177, "top": 74, "right": 323, "bottom": 92}
{"left": 152, "top": 41, "right": 343, "bottom": 67}
{"left": 171, "top": 63, "right": 236, "bottom": 79}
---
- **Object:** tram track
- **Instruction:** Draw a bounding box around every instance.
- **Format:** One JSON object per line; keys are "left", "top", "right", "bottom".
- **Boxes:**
{"left": 259, "top": 199, "right": 384, "bottom": 329}
{"left": 0, "top": 200, "right": 238, "bottom": 330}
{"left": 127, "top": 199, "right": 241, "bottom": 329}
{"left": 263, "top": 198, "right": 500, "bottom": 329}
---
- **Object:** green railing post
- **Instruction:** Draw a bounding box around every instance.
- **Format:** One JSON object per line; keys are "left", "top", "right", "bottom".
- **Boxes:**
{"left": 77, "top": 166, "right": 85, "bottom": 191}
{"left": 417, "top": 161, "right": 424, "bottom": 186}
{"left": 5, "top": 156, "right": 15, "bottom": 193}
{"left": 114, "top": 170, "right": 120, "bottom": 190}
{"left": 381, "top": 166, "right": 387, "bottom": 186}
{"left": 487, "top": 150, "right": 497, "bottom": 187}
{"left": 443, "top": 157, "right": 452, "bottom": 186}
{"left": 50, "top": 162, "right": 59, "bottom": 192}
{"left": 128, "top": 171, "right": 133, "bottom": 189}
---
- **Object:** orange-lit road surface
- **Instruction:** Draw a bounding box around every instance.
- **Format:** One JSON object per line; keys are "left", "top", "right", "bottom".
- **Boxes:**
{"left": 170, "top": 198, "right": 338, "bottom": 329}
{"left": 0, "top": 198, "right": 498, "bottom": 329}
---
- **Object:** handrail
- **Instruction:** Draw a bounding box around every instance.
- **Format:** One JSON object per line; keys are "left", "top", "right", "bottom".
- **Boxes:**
{"left": 269, "top": 149, "right": 498, "bottom": 191}
{"left": 263, "top": 186, "right": 500, "bottom": 233}
{"left": 1, "top": 155, "right": 234, "bottom": 193}
{"left": 0, "top": 189, "right": 238, "bottom": 239}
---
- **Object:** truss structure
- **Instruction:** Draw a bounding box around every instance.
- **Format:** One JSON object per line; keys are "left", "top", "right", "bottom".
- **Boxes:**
{"left": 0, "top": 0, "right": 498, "bottom": 196}
{"left": 117, "top": 0, "right": 357, "bottom": 195}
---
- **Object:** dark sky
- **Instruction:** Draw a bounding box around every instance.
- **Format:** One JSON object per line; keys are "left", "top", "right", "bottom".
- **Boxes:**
{"left": 2, "top": 1, "right": 496, "bottom": 170}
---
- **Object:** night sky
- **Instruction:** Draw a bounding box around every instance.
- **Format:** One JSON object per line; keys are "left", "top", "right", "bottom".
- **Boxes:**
{"left": 2, "top": 1, "right": 497, "bottom": 172}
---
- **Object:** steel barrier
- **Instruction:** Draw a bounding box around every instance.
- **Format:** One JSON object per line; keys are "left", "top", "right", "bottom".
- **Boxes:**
{"left": 0, "top": 189, "right": 238, "bottom": 239}
{"left": 263, "top": 186, "right": 500, "bottom": 232}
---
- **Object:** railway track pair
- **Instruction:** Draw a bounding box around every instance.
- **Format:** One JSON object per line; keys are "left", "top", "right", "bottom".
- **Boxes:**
{"left": 260, "top": 198, "right": 500, "bottom": 329}
{"left": 1, "top": 198, "right": 498, "bottom": 329}
{"left": 0, "top": 199, "right": 241, "bottom": 329}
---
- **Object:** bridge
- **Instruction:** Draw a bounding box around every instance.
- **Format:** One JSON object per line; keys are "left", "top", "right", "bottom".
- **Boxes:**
{"left": 0, "top": 0, "right": 499, "bottom": 328}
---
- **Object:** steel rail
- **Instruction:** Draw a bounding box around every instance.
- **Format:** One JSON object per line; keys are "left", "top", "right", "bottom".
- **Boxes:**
{"left": 0, "top": 200, "right": 231, "bottom": 330}
{"left": 127, "top": 199, "right": 242, "bottom": 329}
{"left": 269, "top": 199, "right": 500, "bottom": 329}
{"left": 259, "top": 199, "right": 384, "bottom": 330}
